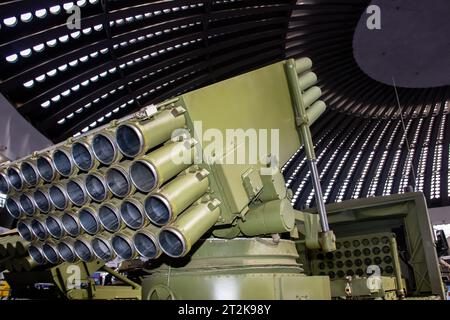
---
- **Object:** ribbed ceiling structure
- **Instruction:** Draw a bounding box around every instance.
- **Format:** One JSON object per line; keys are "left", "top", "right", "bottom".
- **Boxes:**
{"left": 0, "top": 0, "right": 449, "bottom": 208}
{"left": 0, "top": 0, "right": 293, "bottom": 141}
{"left": 283, "top": 0, "right": 450, "bottom": 209}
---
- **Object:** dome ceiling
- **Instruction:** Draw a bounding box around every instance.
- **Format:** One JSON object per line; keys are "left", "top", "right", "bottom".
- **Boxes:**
{"left": 285, "top": 0, "right": 449, "bottom": 208}
{"left": 0, "top": 0, "right": 448, "bottom": 208}
{"left": 353, "top": 0, "right": 450, "bottom": 88}
{"left": 0, "top": 0, "right": 293, "bottom": 142}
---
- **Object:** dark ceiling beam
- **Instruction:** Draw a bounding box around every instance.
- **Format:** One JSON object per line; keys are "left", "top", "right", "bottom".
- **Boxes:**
{"left": 0, "top": 1, "right": 65, "bottom": 20}
{"left": 1, "top": 38, "right": 110, "bottom": 94}
{"left": 37, "top": 27, "right": 286, "bottom": 131}
{"left": 0, "top": 14, "right": 105, "bottom": 55}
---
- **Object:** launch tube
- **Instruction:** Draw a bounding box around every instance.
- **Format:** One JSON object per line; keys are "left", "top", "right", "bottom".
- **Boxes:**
{"left": 144, "top": 169, "right": 209, "bottom": 226}
{"left": 115, "top": 108, "right": 186, "bottom": 158}
{"left": 130, "top": 139, "right": 196, "bottom": 193}
{"left": 159, "top": 200, "right": 221, "bottom": 258}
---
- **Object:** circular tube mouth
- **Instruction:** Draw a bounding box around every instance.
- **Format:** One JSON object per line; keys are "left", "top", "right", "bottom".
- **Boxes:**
{"left": 20, "top": 161, "right": 38, "bottom": 186}
{"left": 74, "top": 239, "right": 94, "bottom": 262}
{"left": 85, "top": 173, "right": 107, "bottom": 202}
{"left": 33, "top": 188, "right": 51, "bottom": 213}
{"left": 57, "top": 242, "right": 77, "bottom": 263}
{"left": 120, "top": 200, "right": 144, "bottom": 229}
{"left": 92, "top": 237, "right": 114, "bottom": 262}
{"left": 52, "top": 149, "right": 73, "bottom": 177}
{"left": 0, "top": 173, "right": 10, "bottom": 194}
{"left": 49, "top": 185, "right": 68, "bottom": 210}
{"left": 17, "top": 221, "right": 34, "bottom": 241}
{"left": 45, "top": 216, "right": 64, "bottom": 239}
{"left": 112, "top": 235, "right": 135, "bottom": 260}
{"left": 106, "top": 167, "right": 131, "bottom": 197}
{"left": 19, "top": 193, "right": 35, "bottom": 216}
{"left": 158, "top": 228, "right": 186, "bottom": 258}
{"left": 115, "top": 124, "right": 144, "bottom": 158}
{"left": 99, "top": 204, "right": 121, "bottom": 232}
{"left": 5, "top": 197, "right": 22, "bottom": 219}
{"left": 71, "top": 142, "right": 94, "bottom": 171}
{"left": 134, "top": 232, "right": 159, "bottom": 259}
{"left": 31, "top": 219, "right": 47, "bottom": 240}
{"left": 79, "top": 208, "right": 100, "bottom": 235}
{"left": 36, "top": 156, "right": 55, "bottom": 182}
{"left": 42, "top": 243, "right": 60, "bottom": 264}
{"left": 7, "top": 167, "right": 23, "bottom": 191}
{"left": 144, "top": 195, "right": 172, "bottom": 226}
{"left": 92, "top": 133, "right": 117, "bottom": 165}
{"left": 67, "top": 180, "right": 87, "bottom": 206}
{"left": 61, "top": 212, "right": 81, "bottom": 237}
{"left": 28, "top": 245, "right": 46, "bottom": 265}
{"left": 130, "top": 161, "right": 157, "bottom": 193}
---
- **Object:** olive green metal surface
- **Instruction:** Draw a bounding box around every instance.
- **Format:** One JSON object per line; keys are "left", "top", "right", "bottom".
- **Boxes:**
{"left": 306, "top": 192, "right": 445, "bottom": 298}
{"left": 142, "top": 238, "right": 331, "bottom": 300}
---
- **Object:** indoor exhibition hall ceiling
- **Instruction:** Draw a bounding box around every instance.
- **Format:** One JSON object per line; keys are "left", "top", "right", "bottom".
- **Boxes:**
{"left": 0, "top": 0, "right": 448, "bottom": 208}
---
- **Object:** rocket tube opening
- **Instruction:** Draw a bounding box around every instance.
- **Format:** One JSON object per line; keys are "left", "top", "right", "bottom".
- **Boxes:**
{"left": 49, "top": 185, "right": 68, "bottom": 210}
{"left": 86, "top": 174, "right": 107, "bottom": 201}
{"left": 134, "top": 232, "right": 158, "bottom": 259}
{"left": 92, "top": 238, "right": 113, "bottom": 261}
{"left": 33, "top": 189, "right": 50, "bottom": 213}
{"left": 79, "top": 208, "right": 100, "bottom": 235}
{"left": 71, "top": 142, "right": 94, "bottom": 171}
{"left": 144, "top": 195, "right": 171, "bottom": 226}
{"left": 28, "top": 245, "right": 45, "bottom": 264}
{"left": 0, "top": 173, "right": 9, "bottom": 194}
{"left": 158, "top": 228, "right": 185, "bottom": 258}
{"left": 130, "top": 161, "right": 157, "bottom": 193}
{"left": 92, "top": 133, "right": 116, "bottom": 165}
{"left": 58, "top": 242, "right": 76, "bottom": 262}
{"left": 52, "top": 150, "right": 73, "bottom": 176}
{"left": 7, "top": 167, "right": 23, "bottom": 191}
{"left": 20, "top": 162, "right": 38, "bottom": 186}
{"left": 67, "top": 180, "right": 87, "bottom": 206}
{"left": 112, "top": 235, "right": 134, "bottom": 260}
{"left": 115, "top": 124, "right": 143, "bottom": 158}
{"left": 43, "top": 244, "right": 59, "bottom": 264}
{"left": 17, "top": 221, "right": 33, "bottom": 241}
{"left": 62, "top": 213, "right": 80, "bottom": 237}
{"left": 74, "top": 240, "right": 93, "bottom": 262}
{"left": 37, "top": 156, "right": 54, "bottom": 182}
{"left": 99, "top": 205, "right": 120, "bottom": 232}
{"left": 106, "top": 167, "right": 130, "bottom": 197}
{"left": 45, "top": 216, "right": 63, "bottom": 239}
{"left": 19, "top": 193, "right": 35, "bottom": 216}
{"left": 6, "top": 197, "right": 21, "bottom": 219}
{"left": 120, "top": 200, "right": 144, "bottom": 229}
{"left": 31, "top": 219, "right": 47, "bottom": 240}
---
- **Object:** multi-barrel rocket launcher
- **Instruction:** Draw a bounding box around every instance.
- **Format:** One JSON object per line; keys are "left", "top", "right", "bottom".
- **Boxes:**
{"left": 0, "top": 58, "right": 336, "bottom": 298}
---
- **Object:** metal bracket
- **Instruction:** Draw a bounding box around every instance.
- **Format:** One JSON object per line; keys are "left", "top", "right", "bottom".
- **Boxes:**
{"left": 242, "top": 168, "right": 263, "bottom": 200}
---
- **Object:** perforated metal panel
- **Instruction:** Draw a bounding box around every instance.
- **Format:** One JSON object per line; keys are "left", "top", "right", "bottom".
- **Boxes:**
{"left": 310, "top": 232, "right": 396, "bottom": 280}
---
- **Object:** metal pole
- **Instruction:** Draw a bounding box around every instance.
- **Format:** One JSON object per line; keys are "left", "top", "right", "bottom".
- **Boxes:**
{"left": 308, "top": 159, "right": 330, "bottom": 232}
{"left": 389, "top": 235, "right": 405, "bottom": 299}
{"left": 392, "top": 77, "right": 416, "bottom": 191}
